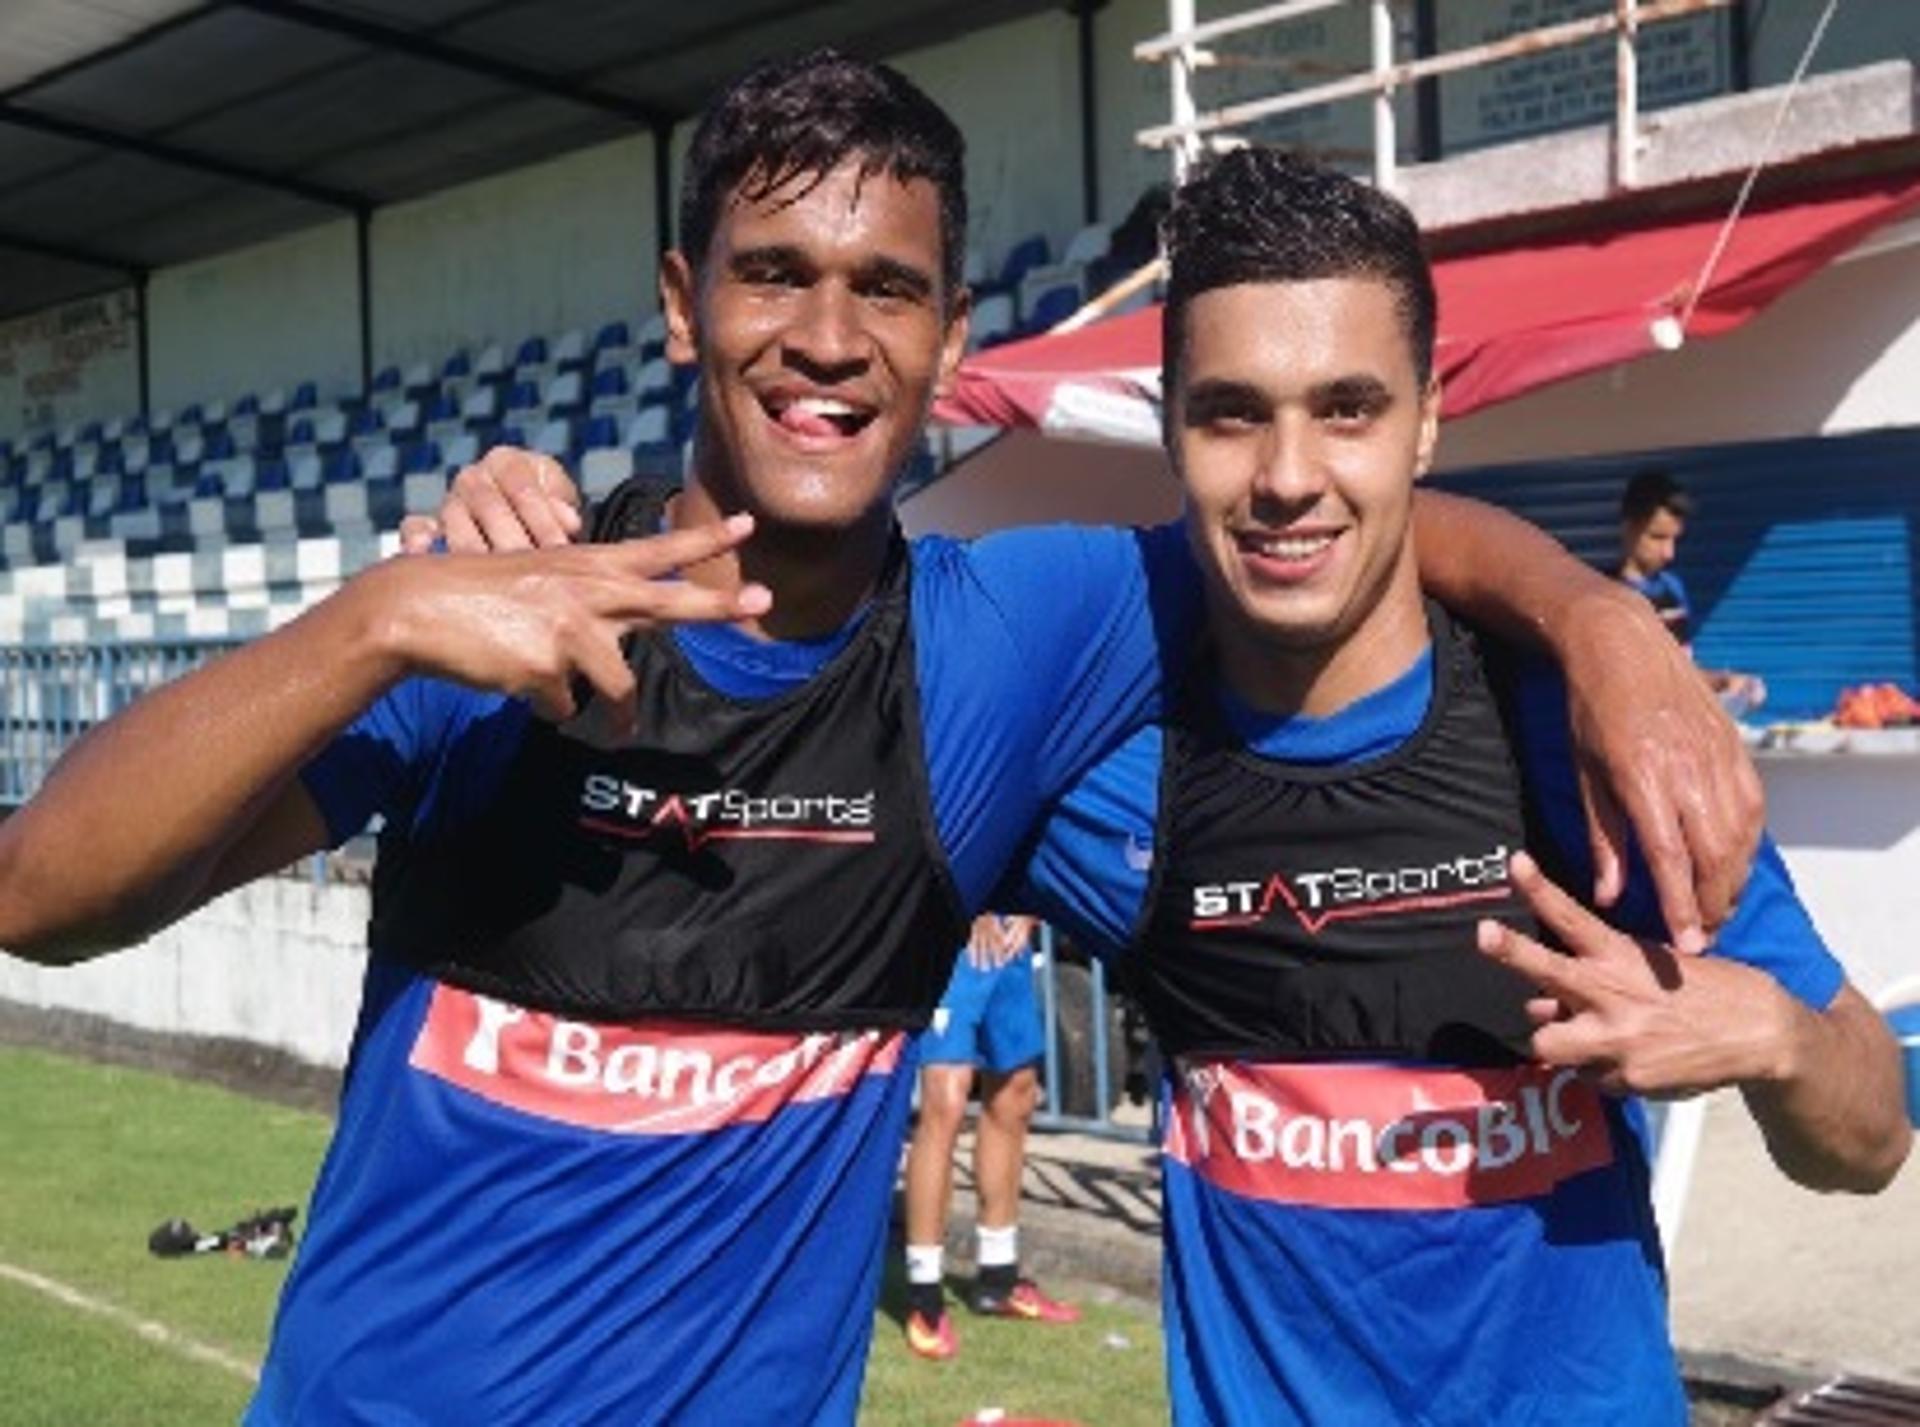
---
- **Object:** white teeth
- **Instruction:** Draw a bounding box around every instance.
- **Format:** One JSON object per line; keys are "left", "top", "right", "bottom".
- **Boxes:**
{"left": 1252, "top": 534, "right": 1335, "bottom": 560}
{"left": 792, "top": 396, "right": 859, "bottom": 417}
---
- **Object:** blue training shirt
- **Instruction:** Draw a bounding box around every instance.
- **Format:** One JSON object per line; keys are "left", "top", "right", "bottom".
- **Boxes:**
{"left": 1011, "top": 644, "right": 1843, "bottom": 1427}
{"left": 255, "top": 523, "right": 1197, "bottom": 1426}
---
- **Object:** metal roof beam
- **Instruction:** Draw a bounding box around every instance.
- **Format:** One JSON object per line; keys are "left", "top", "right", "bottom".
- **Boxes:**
{"left": 0, "top": 4, "right": 226, "bottom": 104}
{"left": 0, "top": 229, "right": 143, "bottom": 275}
{"left": 228, "top": 0, "right": 673, "bottom": 127}
{"left": 0, "top": 101, "right": 366, "bottom": 211}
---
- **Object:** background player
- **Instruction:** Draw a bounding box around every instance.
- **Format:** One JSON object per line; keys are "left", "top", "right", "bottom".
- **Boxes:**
{"left": 902, "top": 912, "right": 1078, "bottom": 1360}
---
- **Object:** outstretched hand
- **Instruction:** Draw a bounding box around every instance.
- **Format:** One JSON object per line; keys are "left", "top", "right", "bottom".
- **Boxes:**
{"left": 372, "top": 512, "right": 769, "bottom": 737}
{"left": 1475, "top": 852, "right": 1793, "bottom": 1098}
{"left": 401, "top": 447, "right": 587, "bottom": 554}
{"left": 1557, "top": 592, "right": 1763, "bottom": 952}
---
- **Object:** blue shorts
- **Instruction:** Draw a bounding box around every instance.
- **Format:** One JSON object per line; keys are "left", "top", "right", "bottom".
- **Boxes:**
{"left": 919, "top": 951, "right": 1045, "bottom": 1073}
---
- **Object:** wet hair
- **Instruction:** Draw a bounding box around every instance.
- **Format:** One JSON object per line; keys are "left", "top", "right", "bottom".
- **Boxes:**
{"left": 679, "top": 48, "right": 968, "bottom": 299}
{"left": 1621, "top": 469, "right": 1694, "bottom": 525}
{"left": 1161, "top": 148, "right": 1437, "bottom": 388}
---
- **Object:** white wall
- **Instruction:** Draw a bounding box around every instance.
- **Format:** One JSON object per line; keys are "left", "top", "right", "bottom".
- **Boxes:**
{"left": 0, "top": 291, "right": 140, "bottom": 441}
{"left": 893, "top": 10, "right": 1088, "bottom": 274}
{"left": 147, "top": 220, "right": 359, "bottom": 412}
{"left": 371, "top": 134, "right": 658, "bottom": 373}
{"left": 0, "top": 879, "right": 369, "bottom": 1070}
{"left": 1435, "top": 235, "right": 1920, "bottom": 471}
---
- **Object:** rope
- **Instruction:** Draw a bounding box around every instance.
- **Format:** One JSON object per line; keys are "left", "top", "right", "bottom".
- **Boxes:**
{"left": 1670, "top": 0, "right": 1843, "bottom": 338}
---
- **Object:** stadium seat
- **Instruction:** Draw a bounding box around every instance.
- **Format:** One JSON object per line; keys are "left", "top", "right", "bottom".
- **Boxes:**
{"left": 401, "top": 440, "right": 442, "bottom": 476}
{"left": 204, "top": 399, "right": 229, "bottom": 425}
{"left": 504, "top": 381, "right": 542, "bottom": 419}
{"left": 532, "top": 418, "right": 576, "bottom": 459}
{"left": 260, "top": 389, "right": 287, "bottom": 416}
{"left": 544, "top": 370, "right": 585, "bottom": 414}
{"left": 360, "top": 444, "right": 400, "bottom": 483}
{"left": 970, "top": 291, "right": 1017, "bottom": 349}
{"left": 990, "top": 233, "right": 1050, "bottom": 297}
{"left": 626, "top": 406, "right": 671, "bottom": 456}
{"left": 514, "top": 335, "right": 548, "bottom": 369}
{"left": 442, "top": 350, "right": 472, "bottom": 381}
{"left": 256, "top": 458, "right": 292, "bottom": 493}
{"left": 1022, "top": 282, "right": 1081, "bottom": 334}
{"left": 581, "top": 447, "right": 634, "bottom": 500}
{"left": 636, "top": 358, "right": 672, "bottom": 399}
{"left": 291, "top": 382, "right": 318, "bottom": 411}
{"left": 204, "top": 428, "right": 237, "bottom": 461}
{"left": 322, "top": 449, "right": 362, "bottom": 485}
{"left": 383, "top": 401, "right": 423, "bottom": 439}
{"left": 592, "top": 320, "right": 630, "bottom": 354}
{"left": 402, "top": 362, "right": 434, "bottom": 395}
{"left": 232, "top": 395, "right": 259, "bottom": 418}
{"left": 174, "top": 430, "right": 207, "bottom": 467}
{"left": 371, "top": 366, "right": 402, "bottom": 394}
{"left": 636, "top": 311, "right": 669, "bottom": 360}
{"left": 552, "top": 329, "right": 588, "bottom": 369}
{"left": 461, "top": 386, "right": 501, "bottom": 423}
{"left": 474, "top": 342, "right": 508, "bottom": 381}
{"left": 440, "top": 432, "right": 480, "bottom": 471}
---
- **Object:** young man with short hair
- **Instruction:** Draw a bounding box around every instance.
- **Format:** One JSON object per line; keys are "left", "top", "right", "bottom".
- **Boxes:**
{"left": 902, "top": 912, "right": 1077, "bottom": 1360}
{"left": 1617, "top": 468, "right": 1767, "bottom": 714}
{"left": 0, "top": 51, "right": 1765, "bottom": 1426}
{"left": 1006, "top": 149, "right": 1908, "bottom": 1425}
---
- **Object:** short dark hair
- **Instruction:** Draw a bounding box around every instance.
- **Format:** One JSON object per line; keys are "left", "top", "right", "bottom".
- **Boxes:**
{"left": 1161, "top": 148, "right": 1437, "bottom": 390}
{"left": 1621, "top": 470, "right": 1693, "bottom": 525}
{"left": 679, "top": 48, "right": 968, "bottom": 299}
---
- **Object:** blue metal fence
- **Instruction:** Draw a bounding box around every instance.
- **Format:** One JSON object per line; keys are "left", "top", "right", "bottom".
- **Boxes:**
{"left": 0, "top": 640, "right": 241, "bottom": 806}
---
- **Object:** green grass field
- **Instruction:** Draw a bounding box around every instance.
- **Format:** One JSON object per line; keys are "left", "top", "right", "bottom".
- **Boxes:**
{"left": 0, "top": 1045, "right": 1167, "bottom": 1426}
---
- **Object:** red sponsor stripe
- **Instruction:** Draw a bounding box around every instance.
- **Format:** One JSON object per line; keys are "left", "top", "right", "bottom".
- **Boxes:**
{"left": 576, "top": 815, "right": 876, "bottom": 850}
{"left": 409, "top": 985, "right": 904, "bottom": 1135}
{"left": 1164, "top": 1059, "right": 1613, "bottom": 1210}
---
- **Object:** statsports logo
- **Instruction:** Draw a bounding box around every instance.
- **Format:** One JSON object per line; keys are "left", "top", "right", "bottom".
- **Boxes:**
{"left": 577, "top": 772, "right": 877, "bottom": 850}
{"left": 1190, "top": 843, "right": 1512, "bottom": 932}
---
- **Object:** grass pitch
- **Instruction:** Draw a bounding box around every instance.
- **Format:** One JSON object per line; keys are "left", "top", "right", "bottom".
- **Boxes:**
{"left": 0, "top": 1045, "right": 1166, "bottom": 1426}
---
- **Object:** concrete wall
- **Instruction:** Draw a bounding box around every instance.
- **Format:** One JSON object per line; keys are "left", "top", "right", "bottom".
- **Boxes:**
{"left": 893, "top": 9, "right": 1089, "bottom": 273}
{"left": 0, "top": 291, "right": 140, "bottom": 441}
{"left": 1435, "top": 234, "right": 1920, "bottom": 471}
{"left": 0, "top": 878, "right": 369, "bottom": 1070}
{"left": 371, "top": 133, "right": 659, "bottom": 372}
{"left": 147, "top": 220, "right": 360, "bottom": 412}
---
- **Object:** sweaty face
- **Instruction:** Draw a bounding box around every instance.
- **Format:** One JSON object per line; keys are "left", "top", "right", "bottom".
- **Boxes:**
{"left": 666, "top": 161, "right": 968, "bottom": 531}
{"left": 1172, "top": 277, "right": 1438, "bottom": 706}
{"left": 1625, "top": 508, "right": 1684, "bottom": 577}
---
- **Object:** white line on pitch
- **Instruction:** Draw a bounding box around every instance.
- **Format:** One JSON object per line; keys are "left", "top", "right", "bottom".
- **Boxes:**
{"left": 0, "top": 1259, "right": 261, "bottom": 1383}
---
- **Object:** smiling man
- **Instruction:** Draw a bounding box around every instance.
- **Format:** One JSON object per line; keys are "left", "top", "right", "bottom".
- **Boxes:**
{"left": 0, "top": 52, "right": 1766, "bottom": 1427}
{"left": 1006, "top": 149, "right": 1909, "bottom": 1425}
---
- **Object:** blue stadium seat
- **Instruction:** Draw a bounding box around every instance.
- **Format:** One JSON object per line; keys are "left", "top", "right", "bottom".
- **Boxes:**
{"left": 51, "top": 450, "right": 73, "bottom": 482}
{"left": 504, "top": 380, "right": 541, "bottom": 417}
{"left": 291, "top": 382, "right": 318, "bottom": 411}
{"left": 423, "top": 392, "right": 458, "bottom": 425}
{"left": 115, "top": 474, "right": 147, "bottom": 514}
{"left": 514, "top": 336, "right": 548, "bottom": 368}
{"left": 593, "top": 320, "right": 630, "bottom": 354}
{"left": 204, "top": 428, "right": 236, "bottom": 461}
{"left": 349, "top": 407, "right": 382, "bottom": 437}
{"left": 637, "top": 311, "right": 668, "bottom": 361}
{"left": 289, "top": 417, "right": 317, "bottom": 446}
{"left": 178, "top": 404, "right": 203, "bottom": 428}
{"left": 401, "top": 440, "right": 442, "bottom": 476}
{"left": 442, "top": 351, "right": 472, "bottom": 380}
{"left": 322, "top": 448, "right": 362, "bottom": 485}
{"left": 591, "top": 366, "right": 629, "bottom": 400}
{"left": 583, "top": 415, "right": 621, "bottom": 451}
{"left": 994, "top": 233, "right": 1051, "bottom": 296}
{"left": 255, "top": 459, "right": 292, "bottom": 493}
{"left": 372, "top": 366, "right": 401, "bottom": 393}
{"left": 233, "top": 394, "right": 259, "bottom": 417}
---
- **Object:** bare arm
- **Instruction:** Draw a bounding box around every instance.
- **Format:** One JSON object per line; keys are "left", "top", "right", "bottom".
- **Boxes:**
{"left": 1478, "top": 853, "right": 1911, "bottom": 1194}
{"left": 1412, "top": 489, "right": 1762, "bottom": 952}
{"left": 0, "top": 522, "right": 767, "bottom": 965}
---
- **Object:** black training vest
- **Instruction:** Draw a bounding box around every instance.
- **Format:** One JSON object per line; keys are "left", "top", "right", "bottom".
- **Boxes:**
{"left": 1133, "top": 605, "right": 1542, "bottom": 1065}
{"left": 370, "top": 487, "right": 968, "bottom": 1030}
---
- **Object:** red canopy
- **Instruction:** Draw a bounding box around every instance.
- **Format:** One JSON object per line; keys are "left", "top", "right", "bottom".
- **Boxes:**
{"left": 935, "top": 166, "right": 1920, "bottom": 440}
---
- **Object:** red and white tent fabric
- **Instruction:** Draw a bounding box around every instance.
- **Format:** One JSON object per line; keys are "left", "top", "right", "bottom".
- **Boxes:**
{"left": 934, "top": 167, "right": 1920, "bottom": 444}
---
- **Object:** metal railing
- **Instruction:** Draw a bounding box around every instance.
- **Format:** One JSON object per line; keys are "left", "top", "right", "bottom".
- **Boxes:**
{"left": 0, "top": 640, "right": 242, "bottom": 806}
{"left": 1140, "top": 0, "right": 1735, "bottom": 190}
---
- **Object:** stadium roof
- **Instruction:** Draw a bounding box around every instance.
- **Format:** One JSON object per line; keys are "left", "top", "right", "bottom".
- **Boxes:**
{"left": 0, "top": 0, "right": 1061, "bottom": 321}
